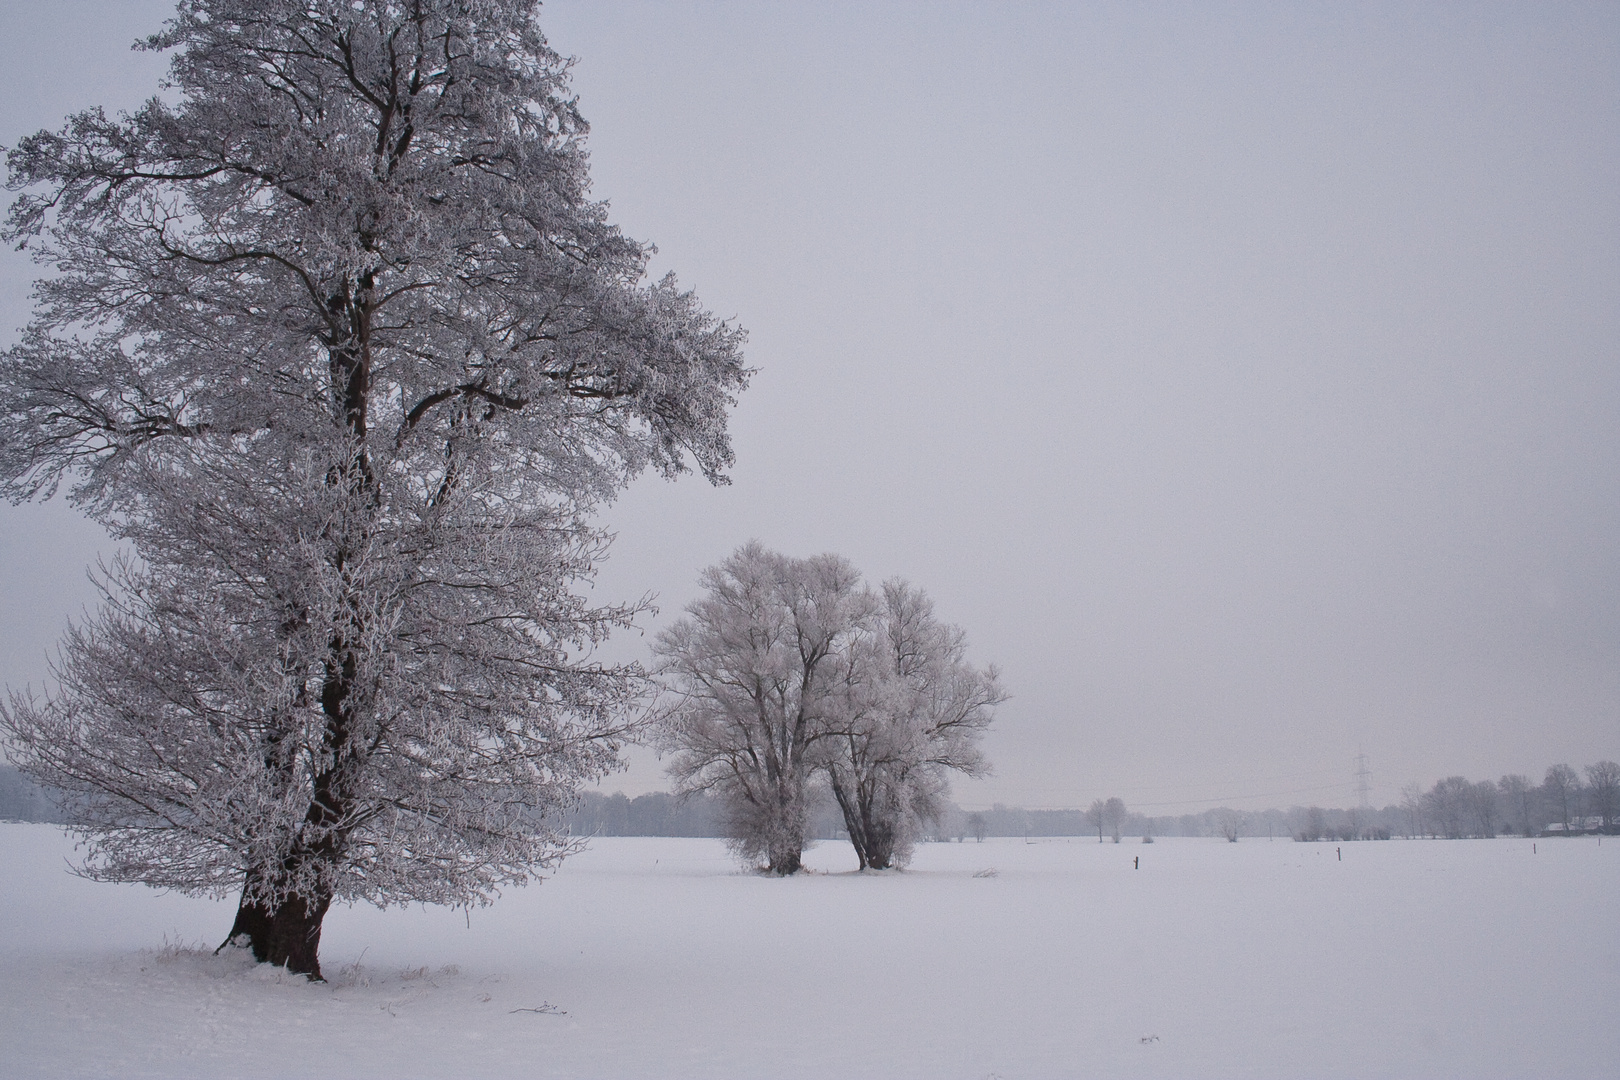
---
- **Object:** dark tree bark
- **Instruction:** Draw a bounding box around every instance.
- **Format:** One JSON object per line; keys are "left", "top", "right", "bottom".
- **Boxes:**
{"left": 765, "top": 850, "right": 803, "bottom": 875}
{"left": 830, "top": 773, "right": 870, "bottom": 869}
{"left": 220, "top": 883, "right": 334, "bottom": 980}
{"left": 216, "top": 640, "right": 357, "bottom": 980}
{"left": 829, "top": 771, "right": 899, "bottom": 871}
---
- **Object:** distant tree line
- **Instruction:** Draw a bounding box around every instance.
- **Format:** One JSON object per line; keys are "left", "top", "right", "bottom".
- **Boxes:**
{"left": 930, "top": 761, "right": 1620, "bottom": 844}
{"left": 566, "top": 790, "right": 849, "bottom": 840}
{"left": 1398, "top": 762, "right": 1619, "bottom": 839}
{"left": 0, "top": 766, "right": 66, "bottom": 823}
{"left": 12, "top": 761, "right": 1615, "bottom": 844}
{"left": 925, "top": 801, "right": 1322, "bottom": 842}
{"left": 567, "top": 791, "right": 726, "bottom": 837}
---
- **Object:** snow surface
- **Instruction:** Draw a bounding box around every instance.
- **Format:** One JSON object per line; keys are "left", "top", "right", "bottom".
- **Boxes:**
{"left": 2, "top": 824, "right": 1616, "bottom": 1078}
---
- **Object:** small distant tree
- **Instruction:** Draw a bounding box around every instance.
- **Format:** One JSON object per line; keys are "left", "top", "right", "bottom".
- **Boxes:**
{"left": 1542, "top": 764, "right": 1580, "bottom": 831}
{"left": 1400, "top": 783, "right": 1426, "bottom": 838}
{"left": 1103, "top": 797, "right": 1127, "bottom": 843}
{"left": 1498, "top": 774, "right": 1534, "bottom": 837}
{"left": 1085, "top": 799, "right": 1106, "bottom": 843}
{"left": 1467, "top": 780, "right": 1499, "bottom": 838}
{"left": 1257, "top": 808, "right": 1286, "bottom": 841}
{"left": 1425, "top": 777, "right": 1472, "bottom": 839}
{"left": 1215, "top": 807, "right": 1242, "bottom": 842}
{"left": 968, "top": 812, "right": 988, "bottom": 843}
{"left": 1586, "top": 762, "right": 1620, "bottom": 831}
{"left": 1298, "top": 806, "right": 1326, "bottom": 842}
{"left": 1346, "top": 806, "right": 1366, "bottom": 840}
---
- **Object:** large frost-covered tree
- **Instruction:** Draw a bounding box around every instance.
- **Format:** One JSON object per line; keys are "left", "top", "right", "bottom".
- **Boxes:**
{"left": 0, "top": 0, "right": 746, "bottom": 978}
{"left": 654, "top": 544, "right": 869, "bottom": 875}
{"left": 821, "top": 580, "right": 1002, "bottom": 870}
{"left": 655, "top": 545, "right": 1000, "bottom": 873}
{"left": 1084, "top": 798, "right": 1110, "bottom": 843}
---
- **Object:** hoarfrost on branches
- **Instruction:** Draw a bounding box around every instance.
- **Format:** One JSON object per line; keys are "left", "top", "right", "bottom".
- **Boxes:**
{"left": 653, "top": 544, "right": 866, "bottom": 875}
{"left": 821, "top": 580, "right": 1004, "bottom": 870}
{"left": 1087, "top": 796, "right": 1126, "bottom": 842}
{"left": 654, "top": 544, "right": 1001, "bottom": 874}
{"left": 0, "top": 0, "right": 747, "bottom": 979}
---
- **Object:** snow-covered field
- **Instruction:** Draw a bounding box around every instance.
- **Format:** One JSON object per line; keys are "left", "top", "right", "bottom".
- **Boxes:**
{"left": 2, "top": 825, "right": 1615, "bottom": 1078}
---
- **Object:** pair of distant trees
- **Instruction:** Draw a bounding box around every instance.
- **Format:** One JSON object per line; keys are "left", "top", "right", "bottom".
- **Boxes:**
{"left": 653, "top": 543, "right": 1005, "bottom": 873}
{"left": 1084, "top": 797, "right": 1128, "bottom": 842}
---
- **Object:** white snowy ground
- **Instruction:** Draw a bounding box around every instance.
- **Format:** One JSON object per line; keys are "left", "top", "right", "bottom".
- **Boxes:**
{"left": 2, "top": 826, "right": 1616, "bottom": 1079}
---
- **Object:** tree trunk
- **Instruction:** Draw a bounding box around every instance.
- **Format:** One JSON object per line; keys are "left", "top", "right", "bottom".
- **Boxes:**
{"left": 829, "top": 772, "right": 874, "bottom": 870}
{"left": 765, "top": 847, "right": 802, "bottom": 875}
{"left": 221, "top": 598, "right": 357, "bottom": 979}
{"left": 218, "top": 875, "right": 333, "bottom": 980}
{"left": 830, "top": 771, "right": 902, "bottom": 870}
{"left": 862, "top": 803, "right": 897, "bottom": 870}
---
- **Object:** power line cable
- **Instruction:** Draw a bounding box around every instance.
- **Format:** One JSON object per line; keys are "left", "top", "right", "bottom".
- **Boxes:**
{"left": 1007, "top": 780, "right": 1356, "bottom": 813}
{"left": 1015, "top": 766, "right": 1349, "bottom": 800}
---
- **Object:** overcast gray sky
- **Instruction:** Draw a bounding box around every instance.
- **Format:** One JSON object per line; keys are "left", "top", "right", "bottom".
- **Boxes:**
{"left": 1, "top": 1, "right": 1616, "bottom": 813}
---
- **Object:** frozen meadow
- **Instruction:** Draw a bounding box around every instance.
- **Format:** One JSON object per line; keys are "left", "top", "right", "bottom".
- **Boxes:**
{"left": 2, "top": 825, "right": 1615, "bottom": 1079}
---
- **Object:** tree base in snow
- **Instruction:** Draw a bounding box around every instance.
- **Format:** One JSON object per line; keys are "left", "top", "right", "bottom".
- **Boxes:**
{"left": 217, "top": 890, "right": 332, "bottom": 981}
